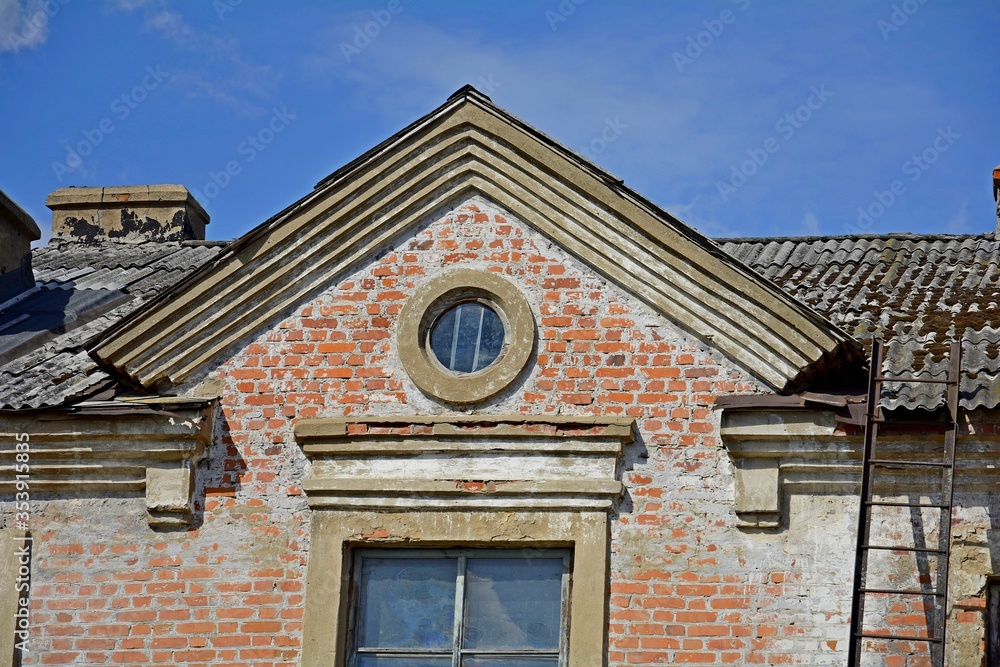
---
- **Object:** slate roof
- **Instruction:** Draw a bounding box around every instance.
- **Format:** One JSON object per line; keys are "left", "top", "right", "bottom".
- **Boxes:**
{"left": 719, "top": 232, "right": 1000, "bottom": 411}
{"left": 0, "top": 240, "right": 227, "bottom": 409}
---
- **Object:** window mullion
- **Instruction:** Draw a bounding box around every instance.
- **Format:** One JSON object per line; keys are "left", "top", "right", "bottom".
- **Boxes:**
{"left": 471, "top": 303, "right": 485, "bottom": 370}
{"left": 452, "top": 555, "right": 467, "bottom": 667}
{"left": 449, "top": 304, "right": 463, "bottom": 370}
{"left": 560, "top": 552, "right": 571, "bottom": 667}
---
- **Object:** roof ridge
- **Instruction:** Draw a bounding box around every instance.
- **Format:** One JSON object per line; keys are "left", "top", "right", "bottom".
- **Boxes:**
{"left": 717, "top": 232, "right": 995, "bottom": 244}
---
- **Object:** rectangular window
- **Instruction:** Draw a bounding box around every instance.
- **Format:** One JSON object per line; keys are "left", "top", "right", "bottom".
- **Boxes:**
{"left": 348, "top": 548, "right": 571, "bottom": 667}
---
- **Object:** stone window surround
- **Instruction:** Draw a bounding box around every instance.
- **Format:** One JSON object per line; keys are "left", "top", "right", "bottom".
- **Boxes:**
{"left": 295, "top": 415, "right": 632, "bottom": 667}
{"left": 397, "top": 267, "right": 536, "bottom": 404}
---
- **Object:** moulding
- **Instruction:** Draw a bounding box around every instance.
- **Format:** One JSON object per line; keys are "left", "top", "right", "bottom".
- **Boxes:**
{"left": 89, "top": 90, "right": 857, "bottom": 395}
{"left": 0, "top": 401, "right": 214, "bottom": 527}
{"left": 295, "top": 415, "right": 632, "bottom": 511}
{"left": 721, "top": 408, "right": 1000, "bottom": 529}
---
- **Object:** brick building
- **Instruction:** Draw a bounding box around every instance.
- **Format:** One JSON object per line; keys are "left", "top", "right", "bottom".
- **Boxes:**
{"left": 2, "top": 86, "right": 1000, "bottom": 666}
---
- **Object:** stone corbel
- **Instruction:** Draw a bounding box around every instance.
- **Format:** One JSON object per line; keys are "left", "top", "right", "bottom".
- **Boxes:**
{"left": 732, "top": 457, "right": 780, "bottom": 529}
{"left": 145, "top": 460, "right": 198, "bottom": 527}
{"left": 722, "top": 408, "right": 854, "bottom": 530}
{"left": 721, "top": 406, "right": 1000, "bottom": 530}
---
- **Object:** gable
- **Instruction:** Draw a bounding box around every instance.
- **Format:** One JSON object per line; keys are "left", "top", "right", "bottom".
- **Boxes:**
{"left": 210, "top": 196, "right": 769, "bottom": 416}
{"left": 88, "top": 87, "right": 859, "bottom": 394}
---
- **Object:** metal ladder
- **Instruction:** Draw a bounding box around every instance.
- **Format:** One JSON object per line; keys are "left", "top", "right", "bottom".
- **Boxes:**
{"left": 847, "top": 339, "right": 962, "bottom": 667}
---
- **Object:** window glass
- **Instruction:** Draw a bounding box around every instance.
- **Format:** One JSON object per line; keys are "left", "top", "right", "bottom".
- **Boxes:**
{"left": 357, "top": 658, "right": 452, "bottom": 667}
{"left": 462, "top": 659, "right": 559, "bottom": 667}
{"left": 357, "top": 558, "right": 457, "bottom": 650}
{"left": 429, "top": 301, "right": 505, "bottom": 373}
{"left": 464, "top": 558, "right": 564, "bottom": 650}
{"left": 350, "top": 550, "right": 568, "bottom": 666}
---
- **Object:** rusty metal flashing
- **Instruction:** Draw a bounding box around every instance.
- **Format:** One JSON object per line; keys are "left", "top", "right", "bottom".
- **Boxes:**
{"left": 714, "top": 391, "right": 865, "bottom": 410}
{"left": 88, "top": 86, "right": 858, "bottom": 396}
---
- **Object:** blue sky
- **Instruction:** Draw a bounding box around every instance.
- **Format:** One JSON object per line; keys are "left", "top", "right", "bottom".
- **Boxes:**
{"left": 1, "top": 0, "right": 997, "bottom": 243}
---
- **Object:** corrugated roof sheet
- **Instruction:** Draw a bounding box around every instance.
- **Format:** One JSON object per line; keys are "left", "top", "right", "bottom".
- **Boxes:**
{"left": 0, "top": 240, "right": 226, "bottom": 409}
{"left": 719, "top": 233, "right": 1000, "bottom": 410}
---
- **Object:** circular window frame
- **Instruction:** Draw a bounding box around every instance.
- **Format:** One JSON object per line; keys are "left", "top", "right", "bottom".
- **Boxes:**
{"left": 398, "top": 268, "right": 536, "bottom": 404}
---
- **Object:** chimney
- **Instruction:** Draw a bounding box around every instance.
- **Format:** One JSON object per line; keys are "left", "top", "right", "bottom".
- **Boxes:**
{"left": 0, "top": 189, "right": 41, "bottom": 303}
{"left": 994, "top": 165, "right": 1000, "bottom": 236}
{"left": 46, "top": 185, "right": 209, "bottom": 243}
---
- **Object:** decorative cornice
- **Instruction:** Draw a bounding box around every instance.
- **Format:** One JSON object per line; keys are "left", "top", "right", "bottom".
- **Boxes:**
{"left": 89, "top": 91, "right": 858, "bottom": 395}
{"left": 294, "top": 415, "right": 632, "bottom": 511}
{"left": 721, "top": 408, "right": 1000, "bottom": 529}
{"left": 0, "top": 401, "right": 215, "bottom": 527}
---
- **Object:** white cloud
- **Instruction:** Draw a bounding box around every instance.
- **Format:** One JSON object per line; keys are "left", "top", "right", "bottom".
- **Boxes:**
{"left": 0, "top": 0, "right": 54, "bottom": 52}
{"left": 109, "top": 1, "right": 278, "bottom": 116}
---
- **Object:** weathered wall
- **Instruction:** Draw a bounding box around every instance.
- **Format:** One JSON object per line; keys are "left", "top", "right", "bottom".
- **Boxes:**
{"left": 3, "top": 196, "right": 997, "bottom": 665}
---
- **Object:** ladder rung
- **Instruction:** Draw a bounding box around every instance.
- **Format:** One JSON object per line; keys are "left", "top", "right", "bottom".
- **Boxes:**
{"left": 855, "top": 632, "right": 942, "bottom": 643}
{"left": 874, "top": 376, "right": 956, "bottom": 385}
{"left": 865, "top": 500, "right": 951, "bottom": 509}
{"left": 861, "top": 544, "right": 947, "bottom": 554}
{"left": 859, "top": 587, "right": 944, "bottom": 597}
{"left": 868, "top": 459, "right": 952, "bottom": 468}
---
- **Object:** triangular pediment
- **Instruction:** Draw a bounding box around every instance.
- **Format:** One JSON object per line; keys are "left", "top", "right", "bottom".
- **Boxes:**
{"left": 89, "top": 86, "right": 860, "bottom": 393}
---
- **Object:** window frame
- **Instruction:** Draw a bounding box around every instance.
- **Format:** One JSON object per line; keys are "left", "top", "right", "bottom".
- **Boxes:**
{"left": 346, "top": 548, "right": 572, "bottom": 667}
{"left": 397, "top": 268, "right": 536, "bottom": 404}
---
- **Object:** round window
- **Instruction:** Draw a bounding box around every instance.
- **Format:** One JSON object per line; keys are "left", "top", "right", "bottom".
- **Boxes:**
{"left": 397, "top": 268, "right": 536, "bottom": 404}
{"left": 428, "top": 301, "right": 506, "bottom": 374}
